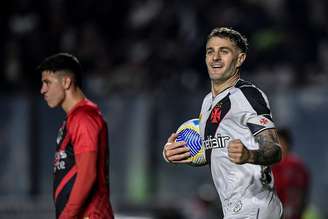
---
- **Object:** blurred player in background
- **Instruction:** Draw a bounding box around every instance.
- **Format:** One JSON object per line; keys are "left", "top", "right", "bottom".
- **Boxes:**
{"left": 163, "top": 27, "right": 283, "bottom": 218}
{"left": 39, "top": 53, "right": 114, "bottom": 219}
{"left": 272, "top": 128, "right": 310, "bottom": 219}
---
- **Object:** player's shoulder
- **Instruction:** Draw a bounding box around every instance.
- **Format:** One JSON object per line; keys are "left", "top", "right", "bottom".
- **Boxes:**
{"left": 284, "top": 154, "right": 310, "bottom": 178}
{"left": 232, "top": 79, "right": 271, "bottom": 114}
{"left": 285, "top": 154, "right": 306, "bottom": 166}
{"left": 233, "top": 79, "right": 268, "bottom": 99}
{"left": 68, "top": 99, "right": 103, "bottom": 123}
{"left": 234, "top": 79, "right": 266, "bottom": 96}
{"left": 74, "top": 101, "right": 98, "bottom": 115}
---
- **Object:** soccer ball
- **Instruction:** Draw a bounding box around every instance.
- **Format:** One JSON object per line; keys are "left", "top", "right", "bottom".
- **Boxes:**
{"left": 175, "top": 119, "right": 207, "bottom": 166}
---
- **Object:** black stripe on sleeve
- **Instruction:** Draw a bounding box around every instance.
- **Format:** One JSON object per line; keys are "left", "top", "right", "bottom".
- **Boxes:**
{"left": 238, "top": 86, "right": 270, "bottom": 115}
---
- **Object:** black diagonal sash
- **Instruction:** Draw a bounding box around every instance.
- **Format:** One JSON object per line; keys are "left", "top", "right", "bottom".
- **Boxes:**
{"left": 204, "top": 94, "right": 231, "bottom": 164}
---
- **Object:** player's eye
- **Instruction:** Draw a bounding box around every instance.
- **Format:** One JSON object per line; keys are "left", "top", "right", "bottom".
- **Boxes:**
{"left": 220, "top": 49, "right": 229, "bottom": 54}
{"left": 206, "top": 50, "right": 213, "bottom": 55}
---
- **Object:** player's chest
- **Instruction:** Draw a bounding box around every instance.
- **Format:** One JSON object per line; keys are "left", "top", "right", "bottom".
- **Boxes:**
{"left": 200, "top": 99, "right": 243, "bottom": 153}
{"left": 54, "top": 121, "right": 76, "bottom": 173}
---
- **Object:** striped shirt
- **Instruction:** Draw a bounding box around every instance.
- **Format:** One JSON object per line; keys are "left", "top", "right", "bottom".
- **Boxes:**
{"left": 199, "top": 79, "right": 282, "bottom": 218}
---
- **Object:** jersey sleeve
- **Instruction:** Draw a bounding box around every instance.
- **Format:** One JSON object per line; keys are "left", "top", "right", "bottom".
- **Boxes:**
{"left": 240, "top": 86, "right": 275, "bottom": 135}
{"left": 68, "top": 110, "right": 102, "bottom": 154}
{"left": 59, "top": 152, "right": 97, "bottom": 219}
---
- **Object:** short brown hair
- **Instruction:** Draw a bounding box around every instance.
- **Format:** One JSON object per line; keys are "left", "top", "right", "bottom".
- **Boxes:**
{"left": 207, "top": 27, "right": 248, "bottom": 53}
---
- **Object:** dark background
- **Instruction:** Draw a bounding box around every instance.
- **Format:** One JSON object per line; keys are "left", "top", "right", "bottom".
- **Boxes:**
{"left": 0, "top": 0, "right": 327, "bottom": 218}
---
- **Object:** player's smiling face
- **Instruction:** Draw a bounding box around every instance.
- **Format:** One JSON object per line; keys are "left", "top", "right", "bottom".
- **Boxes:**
{"left": 40, "top": 71, "right": 65, "bottom": 108}
{"left": 205, "top": 37, "right": 245, "bottom": 82}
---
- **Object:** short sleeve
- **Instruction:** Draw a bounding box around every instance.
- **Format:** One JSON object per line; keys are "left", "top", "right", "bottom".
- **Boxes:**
{"left": 240, "top": 86, "right": 275, "bottom": 135}
{"left": 68, "top": 110, "right": 101, "bottom": 154}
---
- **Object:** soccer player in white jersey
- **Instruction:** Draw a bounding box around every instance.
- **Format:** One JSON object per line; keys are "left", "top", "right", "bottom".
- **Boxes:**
{"left": 163, "top": 27, "right": 283, "bottom": 219}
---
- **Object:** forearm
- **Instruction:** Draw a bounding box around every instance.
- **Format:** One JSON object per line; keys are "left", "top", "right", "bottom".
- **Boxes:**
{"left": 60, "top": 152, "right": 97, "bottom": 218}
{"left": 247, "top": 129, "right": 282, "bottom": 165}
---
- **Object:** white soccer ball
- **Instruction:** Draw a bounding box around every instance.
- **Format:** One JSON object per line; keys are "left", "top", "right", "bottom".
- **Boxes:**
{"left": 175, "top": 119, "right": 207, "bottom": 166}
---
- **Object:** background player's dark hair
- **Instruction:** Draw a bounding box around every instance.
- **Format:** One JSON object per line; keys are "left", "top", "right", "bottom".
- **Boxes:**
{"left": 277, "top": 128, "right": 293, "bottom": 146}
{"left": 37, "top": 53, "right": 83, "bottom": 87}
{"left": 207, "top": 27, "right": 248, "bottom": 53}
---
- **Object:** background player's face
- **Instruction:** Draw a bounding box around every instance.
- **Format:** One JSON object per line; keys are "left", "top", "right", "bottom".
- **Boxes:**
{"left": 205, "top": 37, "right": 245, "bottom": 82}
{"left": 40, "top": 71, "right": 65, "bottom": 108}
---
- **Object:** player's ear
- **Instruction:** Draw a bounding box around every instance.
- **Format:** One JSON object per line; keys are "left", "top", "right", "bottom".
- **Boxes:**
{"left": 236, "top": 53, "right": 246, "bottom": 68}
{"left": 62, "top": 75, "right": 72, "bottom": 90}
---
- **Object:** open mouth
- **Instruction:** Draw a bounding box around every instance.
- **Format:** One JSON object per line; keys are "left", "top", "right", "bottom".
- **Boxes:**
{"left": 211, "top": 63, "right": 223, "bottom": 68}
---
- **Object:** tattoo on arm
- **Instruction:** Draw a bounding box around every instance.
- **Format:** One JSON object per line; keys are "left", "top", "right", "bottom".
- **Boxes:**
{"left": 248, "top": 128, "right": 282, "bottom": 165}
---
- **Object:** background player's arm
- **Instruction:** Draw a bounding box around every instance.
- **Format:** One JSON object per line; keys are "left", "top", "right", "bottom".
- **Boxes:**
{"left": 60, "top": 152, "right": 97, "bottom": 219}
{"left": 228, "top": 128, "right": 281, "bottom": 165}
{"left": 60, "top": 112, "right": 100, "bottom": 218}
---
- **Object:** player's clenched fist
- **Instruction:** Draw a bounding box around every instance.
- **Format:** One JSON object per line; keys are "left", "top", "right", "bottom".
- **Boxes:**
{"left": 163, "top": 133, "right": 191, "bottom": 164}
{"left": 228, "top": 139, "right": 250, "bottom": 164}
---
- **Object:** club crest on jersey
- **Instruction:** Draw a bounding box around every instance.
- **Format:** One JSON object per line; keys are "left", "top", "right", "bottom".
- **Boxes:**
{"left": 210, "top": 105, "right": 221, "bottom": 124}
{"left": 204, "top": 134, "right": 230, "bottom": 150}
{"left": 56, "top": 121, "right": 66, "bottom": 145}
{"left": 260, "top": 118, "right": 268, "bottom": 125}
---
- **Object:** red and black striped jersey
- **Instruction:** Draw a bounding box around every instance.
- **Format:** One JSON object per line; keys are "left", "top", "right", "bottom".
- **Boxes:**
{"left": 53, "top": 98, "right": 113, "bottom": 219}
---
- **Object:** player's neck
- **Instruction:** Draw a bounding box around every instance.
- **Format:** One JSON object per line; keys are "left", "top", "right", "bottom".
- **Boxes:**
{"left": 62, "top": 87, "right": 85, "bottom": 114}
{"left": 211, "top": 72, "right": 239, "bottom": 97}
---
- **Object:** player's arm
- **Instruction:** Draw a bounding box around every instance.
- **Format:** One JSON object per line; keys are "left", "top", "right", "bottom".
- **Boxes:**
{"left": 163, "top": 133, "right": 191, "bottom": 164}
{"left": 228, "top": 128, "right": 282, "bottom": 165}
{"left": 60, "top": 152, "right": 97, "bottom": 219}
{"left": 247, "top": 128, "right": 281, "bottom": 165}
{"left": 60, "top": 112, "right": 100, "bottom": 219}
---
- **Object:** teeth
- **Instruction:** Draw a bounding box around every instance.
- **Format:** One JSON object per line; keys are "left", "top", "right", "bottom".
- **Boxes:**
{"left": 211, "top": 63, "right": 223, "bottom": 68}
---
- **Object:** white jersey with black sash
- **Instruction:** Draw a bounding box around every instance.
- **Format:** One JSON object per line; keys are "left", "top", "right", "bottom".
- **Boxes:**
{"left": 199, "top": 79, "right": 282, "bottom": 218}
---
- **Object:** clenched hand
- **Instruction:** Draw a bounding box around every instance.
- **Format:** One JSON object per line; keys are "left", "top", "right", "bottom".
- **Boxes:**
{"left": 228, "top": 139, "right": 250, "bottom": 164}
